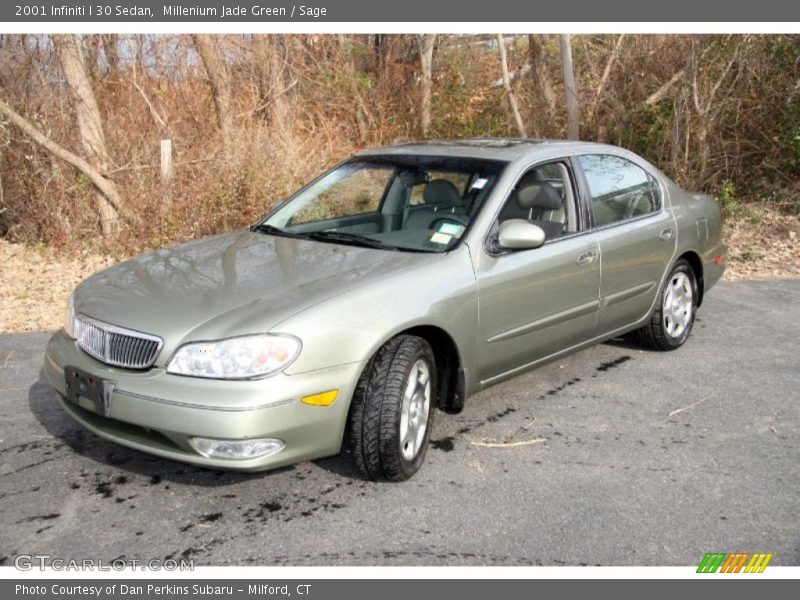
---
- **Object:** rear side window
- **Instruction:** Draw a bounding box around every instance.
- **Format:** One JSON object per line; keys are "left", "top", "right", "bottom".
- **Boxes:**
{"left": 578, "top": 155, "right": 660, "bottom": 227}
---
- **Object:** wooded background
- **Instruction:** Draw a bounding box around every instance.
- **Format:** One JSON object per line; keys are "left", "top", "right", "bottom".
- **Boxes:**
{"left": 0, "top": 34, "right": 798, "bottom": 254}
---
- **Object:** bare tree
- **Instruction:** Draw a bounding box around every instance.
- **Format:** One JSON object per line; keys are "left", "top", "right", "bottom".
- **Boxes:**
{"left": 252, "top": 35, "right": 294, "bottom": 131}
{"left": 497, "top": 34, "right": 527, "bottom": 137}
{"left": 0, "top": 98, "right": 131, "bottom": 224}
{"left": 332, "top": 35, "right": 372, "bottom": 141}
{"left": 644, "top": 68, "right": 686, "bottom": 108}
{"left": 527, "top": 35, "right": 557, "bottom": 135}
{"left": 192, "top": 34, "right": 234, "bottom": 158}
{"left": 418, "top": 34, "right": 436, "bottom": 137}
{"left": 687, "top": 37, "right": 740, "bottom": 185}
{"left": 53, "top": 34, "right": 122, "bottom": 236}
{"left": 101, "top": 34, "right": 119, "bottom": 78}
{"left": 559, "top": 34, "right": 580, "bottom": 140}
{"left": 586, "top": 34, "right": 625, "bottom": 122}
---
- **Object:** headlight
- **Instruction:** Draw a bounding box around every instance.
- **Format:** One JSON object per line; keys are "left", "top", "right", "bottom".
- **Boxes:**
{"left": 166, "top": 334, "right": 301, "bottom": 379}
{"left": 64, "top": 293, "right": 76, "bottom": 338}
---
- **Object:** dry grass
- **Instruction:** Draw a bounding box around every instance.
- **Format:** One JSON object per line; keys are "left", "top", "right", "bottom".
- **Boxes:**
{"left": 1, "top": 211, "right": 797, "bottom": 333}
{"left": 723, "top": 206, "right": 800, "bottom": 281}
{"left": 0, "top": 239, "right": 114, "bottom": 333}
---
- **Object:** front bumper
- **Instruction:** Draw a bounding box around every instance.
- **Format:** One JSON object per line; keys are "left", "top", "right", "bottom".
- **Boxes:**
{"left": 44, "top": 330, "right": 365, "bottom": 472}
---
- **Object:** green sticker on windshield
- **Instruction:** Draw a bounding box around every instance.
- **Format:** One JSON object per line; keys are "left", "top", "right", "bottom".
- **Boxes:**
{"left": 438, "top": 222, "right": 465, "bottom": 237}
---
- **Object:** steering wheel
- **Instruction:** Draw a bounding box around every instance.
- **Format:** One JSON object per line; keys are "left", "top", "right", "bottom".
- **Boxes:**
{"left": 429, "top": 216, "right": 467, "bottom": 231}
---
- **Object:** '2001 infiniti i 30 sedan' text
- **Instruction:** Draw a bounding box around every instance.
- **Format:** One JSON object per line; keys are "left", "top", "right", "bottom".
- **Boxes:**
{"left": 45, "top": 139, "right": 727, "bottom": 480}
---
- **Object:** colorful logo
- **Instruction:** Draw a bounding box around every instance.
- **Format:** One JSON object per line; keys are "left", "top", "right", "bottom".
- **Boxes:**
{"left": 697, "top": 552, "right": 773, "bottom": 573}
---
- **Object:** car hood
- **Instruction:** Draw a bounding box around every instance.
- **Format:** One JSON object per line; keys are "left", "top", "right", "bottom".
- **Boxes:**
{"left": 75, "top": 229, "right": 436, "bottom": 354}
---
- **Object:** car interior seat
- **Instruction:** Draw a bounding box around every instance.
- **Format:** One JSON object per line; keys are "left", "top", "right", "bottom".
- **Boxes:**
{"left": 404, "top": 179, "right": 468, "bottom": 229}
{"left": 500, "top": 180, "right": 566, "bottom": 240}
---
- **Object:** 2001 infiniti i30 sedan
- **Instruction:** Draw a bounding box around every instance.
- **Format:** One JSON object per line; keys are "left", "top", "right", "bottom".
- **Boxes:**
{"left": 45, "top": 139, "right": 727, "bottom": 480}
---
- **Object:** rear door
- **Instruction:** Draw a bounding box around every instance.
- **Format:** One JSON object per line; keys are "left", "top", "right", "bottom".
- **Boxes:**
{"left": 575, "top": 154, "right": 676, "bottom": 335}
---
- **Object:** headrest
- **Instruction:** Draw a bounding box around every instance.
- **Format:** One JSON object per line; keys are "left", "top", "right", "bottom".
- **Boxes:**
{"left": 423, "top": 179, "right": 464, "bottom": 205}
{"left": 517, "top": 182, "right": 562, "bottom": 210}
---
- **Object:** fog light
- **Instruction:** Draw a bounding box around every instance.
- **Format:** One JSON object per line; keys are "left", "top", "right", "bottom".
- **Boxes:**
{"left": 188, "top": 437, "right": 284, "bottom": 460}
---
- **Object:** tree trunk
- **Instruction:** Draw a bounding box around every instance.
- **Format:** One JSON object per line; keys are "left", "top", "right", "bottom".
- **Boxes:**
{"left": 373, "top": 34, "right": 386, "bottom": 71}
{"left": 53, "top": 34, "right": 121, "bottom": 236}
{"left": 101, "top": 34, "right": 120, "bottom": 78}
{"left": 497, "top": 34, "right": 528, "bottom": 138}
{"left": 559, "top": 34, "right": 580, "bottom": 140}
{"left": 419, "top": 34, "right": 436, "bottom": 137}
{"left": 527, "top": 35, "right": 557, "bottom": 136}
{"left": 193, "top": 34, "right": 234, "bottom": 159}
{"left": 586, "top": 34, "right": 624, "bottom": 122}
{"left": 252, "top": 35, "right": 292, "bottom": 131}
{"left": 334, "top": 34, "right": 371, "bottom": 141}
{"left": 0, "top": 98, "right": 133, "bottom": 224}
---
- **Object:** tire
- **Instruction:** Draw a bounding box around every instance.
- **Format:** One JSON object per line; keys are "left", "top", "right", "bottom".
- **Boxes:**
{"left": 348, "top": 335, "right": 436, "bottom": 481}
{"left": 636, "top": 259, "right": 698, "bottom": 351}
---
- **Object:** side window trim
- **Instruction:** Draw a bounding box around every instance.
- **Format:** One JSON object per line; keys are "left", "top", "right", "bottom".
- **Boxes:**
{"left": 566, "top": 156, "right": 593, "bottom": 232}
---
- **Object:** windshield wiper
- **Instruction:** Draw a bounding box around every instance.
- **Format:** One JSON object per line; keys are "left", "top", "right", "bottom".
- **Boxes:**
{"left": 304, "top": 230, "right": 401, "bottom": 250}
{"left": 251, "top": 223, "right": 308, "bottom": 239}
{"left": 255, "top": 225, "right": 436, "bottom": 253}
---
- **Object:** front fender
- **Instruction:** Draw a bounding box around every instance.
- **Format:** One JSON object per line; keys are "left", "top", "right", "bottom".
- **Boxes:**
{"left": 274, "top": 246, "right": 479, "bottom": 386}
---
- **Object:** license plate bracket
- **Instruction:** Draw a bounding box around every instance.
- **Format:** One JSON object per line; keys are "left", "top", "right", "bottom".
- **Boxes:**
{"left": 64, "top": 366, "right": 114, "bottom": 417}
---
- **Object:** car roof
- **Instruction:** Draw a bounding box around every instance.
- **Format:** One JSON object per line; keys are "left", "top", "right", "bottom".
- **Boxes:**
{"left": 356, "top": 138, "right": 619, "bottom": 162}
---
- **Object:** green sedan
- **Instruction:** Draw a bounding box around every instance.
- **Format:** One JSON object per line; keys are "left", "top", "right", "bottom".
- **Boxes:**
{"left": 45, "top": 139, "right": 727, "bottom": 481}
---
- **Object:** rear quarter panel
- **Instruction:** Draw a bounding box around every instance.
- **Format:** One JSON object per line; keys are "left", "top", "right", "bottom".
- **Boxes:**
{"left": 668, "top": 182, "right": 727, "bottom": 295}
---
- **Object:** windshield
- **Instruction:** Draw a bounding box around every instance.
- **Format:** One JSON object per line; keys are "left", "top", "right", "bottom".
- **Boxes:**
{"left": 259, "top": 155, "right": 507, "bottom": 252}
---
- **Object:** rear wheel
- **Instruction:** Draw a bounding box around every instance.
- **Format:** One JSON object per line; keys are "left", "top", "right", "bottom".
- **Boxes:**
{"left": 636, "top": 259, "right": 697, "bottom": 351}
{"left": 348, "top": 335, "right": 436, "bottom": 481}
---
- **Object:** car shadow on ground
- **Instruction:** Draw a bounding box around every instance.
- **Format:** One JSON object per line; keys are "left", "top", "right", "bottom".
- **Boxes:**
{"left": 602, "top": 336, "right": 646, "bottom": 351}
{"left": 27, "top": 373, "right": 360, "bottom": 486}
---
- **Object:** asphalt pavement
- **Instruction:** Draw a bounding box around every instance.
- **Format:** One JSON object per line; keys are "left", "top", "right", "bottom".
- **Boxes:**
{"left": 1, "top": 279, "right": 798, "bottom": 566}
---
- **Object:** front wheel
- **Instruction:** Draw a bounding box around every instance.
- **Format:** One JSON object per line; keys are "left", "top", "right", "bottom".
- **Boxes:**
{"left": 348, "top": 335, "right": 436, "bottom": 481}
{"left": 636, "top": 259, "right": 697, "bottom": 351}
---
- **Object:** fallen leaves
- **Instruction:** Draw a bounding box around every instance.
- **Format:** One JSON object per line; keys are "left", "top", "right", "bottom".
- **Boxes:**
{"left": 0, "top": 239, "right": 114, "bottom": 333}
{"left": 723, "top": 205, "right": 800, "bottom": 281}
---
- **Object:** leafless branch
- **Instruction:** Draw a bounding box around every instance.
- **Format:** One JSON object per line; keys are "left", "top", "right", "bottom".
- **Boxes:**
{"left": 587, "top": 34, "right": 625, "bottom": 121}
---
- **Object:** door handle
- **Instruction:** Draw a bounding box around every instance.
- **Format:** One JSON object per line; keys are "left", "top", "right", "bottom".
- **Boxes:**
{"left": 576, "top": 249, "right": 598, "bottom": 266}
{"left": 659, "top": 227, "right": 675, "bottom": 241}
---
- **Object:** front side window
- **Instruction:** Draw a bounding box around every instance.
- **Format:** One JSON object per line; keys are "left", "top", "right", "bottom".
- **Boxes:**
{"left": 261, "top": 156, "right": 506, "bottom": 253}
{"left": 496, "top": 160, "right": 579, "bottom": 241}
{"left": 578, "top": 154, "right": 660, "bottom": 227}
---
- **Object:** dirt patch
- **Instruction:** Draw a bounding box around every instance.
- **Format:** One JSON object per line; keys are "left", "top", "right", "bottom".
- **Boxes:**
{"left": 0, "top": 239, "right": 114, "bottom": 333}
{"left": 723, "top": 205, "right": 800, "bottom": 281}
{"left": 0, "top": 208, "right": 797, "bottom": 333}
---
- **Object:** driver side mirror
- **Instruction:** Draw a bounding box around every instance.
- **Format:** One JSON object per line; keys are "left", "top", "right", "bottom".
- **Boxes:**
{"left": 497, "top": 220, "right": 546, "bottom": 250}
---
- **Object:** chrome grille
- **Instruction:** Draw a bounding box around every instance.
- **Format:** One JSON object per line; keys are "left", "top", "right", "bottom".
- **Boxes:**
{"left": 74, "top": 315, "right": 162, "bottom": 369}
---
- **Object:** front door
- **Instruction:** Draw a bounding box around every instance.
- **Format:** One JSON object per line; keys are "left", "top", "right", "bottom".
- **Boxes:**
{"left": 472, "top": 160, "right": 601, "bottom": 386}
